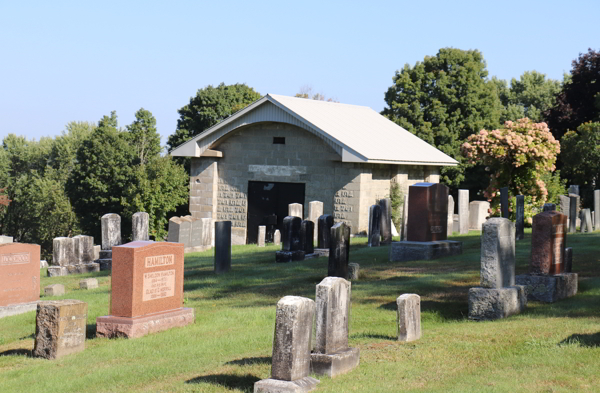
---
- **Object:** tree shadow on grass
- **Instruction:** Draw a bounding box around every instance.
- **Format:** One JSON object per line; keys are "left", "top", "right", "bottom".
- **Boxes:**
{"left": 186, "top": 373, "right": 260, "bottom": 392}
{"left": 559, "top": 332, "right": 600, "bottom": 347}
{"left": 349, "top": 332, "right": 396, "bottom": 340}
{"left": 225, "top": 356, "right": 271, "bottom": 366}
{"left": 0, "top": 348, "right": 31, "bottom": 357}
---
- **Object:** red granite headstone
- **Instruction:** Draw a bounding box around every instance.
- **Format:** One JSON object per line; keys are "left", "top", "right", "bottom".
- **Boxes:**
{"left": 530, "top": 211, "right": 567, "bottom": 275}
{"left": 0, "top": 243, "right": 40, "bottom": 307}
{"left": 407, "top": 183, "right": 449, "bottom": 242}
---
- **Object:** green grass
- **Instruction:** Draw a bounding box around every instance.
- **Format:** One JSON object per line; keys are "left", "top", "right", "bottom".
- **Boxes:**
{"left": 1, "top": 229, "right": 600, "bottom": 392}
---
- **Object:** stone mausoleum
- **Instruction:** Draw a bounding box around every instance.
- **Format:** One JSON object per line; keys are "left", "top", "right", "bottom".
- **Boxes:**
{"left": 170, "top": 94, "right": 457, "bottom": 244}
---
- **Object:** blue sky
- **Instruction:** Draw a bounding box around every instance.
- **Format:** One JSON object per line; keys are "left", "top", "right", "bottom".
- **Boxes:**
{"left": 1, "top": 0, "right": 598, "bottom": 146}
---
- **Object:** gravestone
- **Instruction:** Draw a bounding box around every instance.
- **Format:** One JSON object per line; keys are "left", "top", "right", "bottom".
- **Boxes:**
{"left": 559, "top": 195, "right": 570, "bottom": 216}
{"left": 289, "top": 203, "right": 303, "bottom": 219}
{"left": 564, "top": 247, "right": 573, "bottom": 273}
{"left": 368, "top": 204, "right": 381, "bottom": 247}
{"left": 397, "top": 294, "right": 421, "bottom": 342}
{"left": 132, "top": 212, "right": 149, "bottom": 241}
{"left": 168, "top": 217, "right": 192, "bottom": 249}
{"left": 73, "top": 235, "right": 95, "bottom": 263}
{"left": 44, "top": 284, "right": 65, "bottom": 297}
{"left": 543, "top": 203, "right": 556, "bottom": 212}
{"left": 595, "top": 190, "right": 600, "bottom": 230}
{"left": 101, "top": 213, "right": 121, "bottom": 250}
{"left": 0, "top": 243, "right": 40, "bottom": 312}
{"left": 458, "top": 190, "right": 469, "bottom": 234}
{"left": 254, "top": 296, "right": 319, "bottom": 393}
{"left": 515, "top": 195, "right": 525, "bottom": 240}
{"left": 308, "top": 201, "right": 323, "bottom": 243}
{"left": 33, "top": 300, "right": 87, "bottom": 359}
{"left": 347, "top": 263, "right": 359, "bottom": 280}
{"left": 300, "top": 221, "right": 314, "bottom": 255}
{"left": 469, "top": 218, "right": 526, "bottom": 320}
{"left": 568, "top": 185, "right": 580, "bottom": 195}
{"left": 189, "top": 218, "right": 203, "bottom": 248}
{"left": 500, "top": 187, "right": 509, "bottom": 219}
{"left": 52, "top": 237, "right": 75, "bottom": 266}
{"left": 215, "top": 221, "right": 232, "bottom": 274}
{"left": 406, "top": 183, "right": 448, "bottom": 242}
{"left": 49, "top": 236, "right": 100, "bottom": 277}
{"left": 276, "top": 216, "right": 305, "bottom": 262}
{"left": 469, "top": 201, "right": 490, "bottom": 230}
{"left": 379, "top": 198, "right": 392, "bottom": 244}
{"left": 258, "top": 226, "right": 266, "bottom": 247}
{"left": 311, "top": 277, "right": 359, "bottom": 377}
{"left": 0, "top": 235, "right": 13, "bottom": 244}
{"left": 447, "top": 196, "right": 454, "bottom": 236}
{"left": 274, "top": 230, "right": 281, "bottom": 246}
{"left": 80, "top": 278, "right": 98, "bottom": 290}
{"left": 317, "top": 215, "right": 334, "bottom": 250}
{"left": 402, "top": 194, "right": 409, "bottom": 241}
{"left": 580, "top": 209, "right": 592, "bottom": 233}
{"left": 569, "top": 196, "right": 578, "bottom": 233}
{"left": 328, "top": 222, "right": 350, "bottom": 278}
{"left": 96, "top": 241, "right": 194, "bottom": 338}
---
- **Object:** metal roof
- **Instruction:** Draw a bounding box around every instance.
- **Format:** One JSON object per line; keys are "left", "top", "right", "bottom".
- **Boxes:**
{"left": 170, "top": 94, "right": 458, "bottom": 166}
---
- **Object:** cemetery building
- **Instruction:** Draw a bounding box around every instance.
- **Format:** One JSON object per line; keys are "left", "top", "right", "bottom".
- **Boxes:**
{"left": 171, "top": 94, "right": 457, "bottom": 244}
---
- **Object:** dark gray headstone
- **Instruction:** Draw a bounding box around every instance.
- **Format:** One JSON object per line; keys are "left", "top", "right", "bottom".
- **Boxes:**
{"left": 543, "top": 203, "right": 556, "bottom": 212}
{"left": 569, "top": 196, "right": 577, "bottom": 233}
{"left": 132, "top": 212, "right": 149, "bottom": 241}
{"left": 480, "top": 218, "right": 515, "bottom": 288}
{"left": 300, "top": 220, "right": 314, "bottom": 254}
{"left": 317, "top": 215, "right": 334, "bottom": 249}
{"left": 559, "top": 195, "right": 570, "bottom": 217}
{"left": 564, "top": 247, "right": 573, "bottom": 273}
{"left": 328, "top": 222, "right": 350, "bottom": 278}
{"left": 500, "top": 187, "right": 509, "bottom": 219}
{"left": 282, "top": 216, "right": 302, "bottom": 252}
{"left": 368, "top": 204, "right": 381, "bottom": 247}
{"left": 568, "top": 185, "right": 580, "bottom": 196}
{"left": 379, "top": 198, "right": 392, "bottom": 244}
{"left": 214, "top": 221, "right": 231, "bottom": 274}
{"left": 515, "top": 195, "right": 524, "bottom": 241}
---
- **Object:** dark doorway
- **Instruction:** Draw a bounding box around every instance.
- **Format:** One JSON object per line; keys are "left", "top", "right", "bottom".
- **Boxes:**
{"left": 247, "top": 181, "right": 305, "bottom": 244}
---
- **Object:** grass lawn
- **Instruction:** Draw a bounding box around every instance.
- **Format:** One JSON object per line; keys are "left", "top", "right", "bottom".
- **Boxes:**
{"left": 1, "top": 229, "right": 599, "bottom": 392}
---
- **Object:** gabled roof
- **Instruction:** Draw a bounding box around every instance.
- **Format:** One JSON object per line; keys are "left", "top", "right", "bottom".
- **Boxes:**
{"left": 170, "top": 94, "right": 458, "bottom": 166}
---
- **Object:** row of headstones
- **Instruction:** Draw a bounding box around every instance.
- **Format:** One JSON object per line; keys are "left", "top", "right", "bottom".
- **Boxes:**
{"left": 557, "top": 188, "right": 600, "bottom": 233}
{"left": 167, "top": 215, "right": 212, "bottom": 249}
{"left": 257, "top": 201, "right": 325, "bottom": 248}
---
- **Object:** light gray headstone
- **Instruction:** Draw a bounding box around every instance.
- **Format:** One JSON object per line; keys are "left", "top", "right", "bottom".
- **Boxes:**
{"left": 258, "top": 225, "right": 266, "bottom": 247}
{"left": 559, "top": 195, "right": 570, "bottom": 217}
{"left": 73, "top": 235, "right": 94, "bottom": 263}
{"left": 594, "top": 190, "right": 600, "bottom": 230}
{"left": 314, "top": 277, "right": 351, "bottom": 355}
{"left": 288, "top": 203, "right": 303, "bottom": 219}
{"left": 101, "top": 213, "right": 121, "bottom": 250}
{"left": 189, "top": 218, "right": 202, "bottom": 248}
{"left": 447, "top": 196, "right": 454, "bottom": 236}
{"left": 480, "top": 217, "right": 515, "bottom": 288}
{"left": 199, "top": 218, "right": 212, "bottom": 246}
{"left": 93, "top": 245, "right": 100, "bottom": 260}
{"left": 458, "top": 190, "right": 469, "bottom": 234}
{"left": 132, "top": 212, "right": 149, "bottom": 241}
{"left": 391, "top": 220, "right": 399, "bottom": 237}
{"left": 79, "top": 278, "right": 98, "bottom": 290}
{"left": 44, "top": 284, "right": 65, "bottom": 296}
{"left": 308, "top": 201, "right": 323, "bottom": 242}
{"left": 271, "top": 296, "right": 315, "bottom": 381}
{"left": 167, "top": 217, "right": 191, "bottom": 248}
{"left": 580, "top": 209, "right": 592, "bottom": 233}
{"left": 0, "top": 235, "right": 13, "bottom": 244}
{"left": 402, "top": 194, "right": 409, "bottom": 241}
{"left": 52, "top": 237, "right": 75, "bottom": 266}
{"left": 273, "top": 229, "right": 281, "bottom": 246}
{"left": 397, "top": 294, "right": 421, "bottom": 342}
{"left": 469, "top": 201, "right": 490, "bottom": 230}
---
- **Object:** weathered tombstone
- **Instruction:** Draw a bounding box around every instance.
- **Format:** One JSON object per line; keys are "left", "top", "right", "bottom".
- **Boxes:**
{"left": 273, "top": 229, "right": 281, "bottom": 246}
{"left": 580, "top": 209, "right": 592, "bottom": 233}
{"left": 564, "top": 247, "right": 573, "bottom": 273}
{"left": 406, "top": 183, "right": 448, "bottom": 242}
{"left": 402, "top": 194, "right": 409, "bottom": 240}
{"left": 189, "top": 218, "right": 202, "bottom": 248}
{"left": 53, "top": 237, "right": 75, "bottom": 266}
{"left": 101, "top": 213, "right": 121, "bottom": 250}
{"left": 458, "top": 189, "right": 469, "bottom": 234}
{"left": 500, "top": 187, "right": 509, "bottom": 219}
{"left": 33, "top": 300, "right": 87, "bottom": 359}
{"left": 258, "top": 225, "right": 266, "bottom": 247}
{"left": 317, "top": 215, "right": 334, "bottom": 250}
{"left": 132, "top": 212, "right": 149, "bottom": 241}
{"left": 79, "top": 278, "right": 98, "bottom": 290}
{"left": 167, "top": 217, "right": 191, "bottom": 249}
{"left": 559, "top": 195, "right": 570, "bottom": 216}
{"left": 0, "top": 235, "right": 13, "bottom": 244}
{"left": 397, "top": 294, "right": 421, "bottom": 342}
{"left": 276, "top": 217, "right": 305, "bottom": 262}
{"left": 469, "top": 201, "right": 490, "bottom": 230}
{"left": 308, "top": 201, "right": 323, "bottom": 243}
{"left": 44, "top": 284, "right": 65, "bottom": 297}
{"left": 595, "top": 190, "right": 600, "bottom": 230}
{"left": 73, "top": 235, "right": 95, "bottom": 263}
{"left": 288, "top": 203, "right": 303, "bottom": 219}
{"left": 347, "top": 263, "right": 359, "bottom": 280}
{"left": 379, "top": 198, "right": 392, "bottom": 244}
{"left": 568, "top": 185, "right": 580, "bottom": 195}
{"left": 447, "top": 196, "right": 454, "bottom": 236}
{"left": 367, "top": 204, "right": 381, "bottom": 247}
{"left": 543, "top": 203, "right": 556, "bottom": 212}
{"left": 215, "top": 221, "right": 232, "bottom": 273}
{"left": 93, "top": 245, "right": 101, "bottom": 260}
{"left": 311, "top": 277, "right": 359, "bottom": 377}
{"left": 515, "top": 195, "right": 525, "bottom": 240}
{"left": 328, "top": 222, "right": 350, "bottom": 278}
{"left": 469, "top": 218, "right": 526, "bottom": 320}
{"left": 569, "top": 196, "right": 578, "bottom": 233}
{"left": 96, "top": 241, "right": 194, "bottom": 338}
{"left": 50, "top": 237, "right": 101, "bottom": 277}
{"left": 254, "top": 296, "right": 319, "bottom": 393}
{"left": 0, "top": 243, "right": 40, "bottom": 311}
{"left": 300, "top": 220, "right": 314, "bottom": 255}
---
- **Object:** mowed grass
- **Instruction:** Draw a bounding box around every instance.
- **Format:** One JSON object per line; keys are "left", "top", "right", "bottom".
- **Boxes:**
{"left": 1, "top": 229, "right": 600, "bottom": 392}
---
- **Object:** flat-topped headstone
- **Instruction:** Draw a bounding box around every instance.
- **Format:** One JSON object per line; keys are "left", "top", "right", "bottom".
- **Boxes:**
{"left": 543, "top": 203, "right": 556, "bottom": 212}
{"left": 101, "top": 213, "right": 121, "bottom": 250}
{"left": 167, "top": 217, "right": 191, "bottom": 249}
{"left": 402, "top": 194, "right": 409, "bottom": 240}
{"left": 44, "top": 284, "right": 65, "bottom": 297}
{"left": 317, "top": 215, "right": 334, "bottom": 249}
{"left": 73, "top": 235, "right": 95, "bottom": 263}
{"left": 328, "top": 222, "right": 350, "bottom": 278}
{"left": 469, "top": 201, "right": 490, "bottom": 230}
{"left": 0, "top": 243, "right": 40, "bottom": 307}
{"left": 447, "top": 196, "right": 454, "bottom": 236}
{"left": 33, "top": 300, "right": 87, "bottom": 359}
{"left": 368, "top": 204, "right": 381, "bottom": 247}
{"left": 594, "top": 190, "right": 600, "bottom": 230}
{"left": 397, "top": 294, "right": 421, "bottom": 342}
{"left": 289, "top": 203, "right": 303, "bottom": 219}
{"left": 80, "top": 278, "right": 98, "bottom": 290}
{"left": 480, "top": 218, "right": 515, "bottom": 288}
{"left": 274, "top": 230, "right": 281, "bottom": 246}
{"left": 500, "top": 187, "right": 509, "bottom": 218}
{"left": 53, "top": 237, "right": 75, "bottom": 266}
{"left": 379, "top": 198, "right": 392, "bottom": 244}
{"left": 132, "top": 212, "right": 149, "bottom": 241}
{"left": 308, "top": 201, "right": 323, "bottom": 243}
{"left": 300, "top": 221, "right": 314, "bottom": 254}
{"left": 530, "top": 211, "right": 567, "bottom": 275}
{"left": 0, "top": 235, "right": 13, "bottom": 244}
{"left": 569, "top": 196, "right": 578, "bottom": 233}
{"left": 258, "top": 225, "right": 266, "bottom": 247}
{"left": 458, "top": 190, "right": 469, "bottom": 234}
{"left": 559, "top": 195, "right": 570, "bottom": 217}
{"left": 515, "top": 195, "right": 525, "bottom": 240}
{"left": 568, "top": 185, "right": 580, "bottom": 195}
{"left": 215, "top": 221, "right": 232, "bottom": 274}
{"left": 580, "top": 209, "right": 592, "bottom": 233}
{"left": 282, "top": 216, "right": 302, "bottom": 252}
{"left": 407, "top": 183, "right": 449, "bottom": 242}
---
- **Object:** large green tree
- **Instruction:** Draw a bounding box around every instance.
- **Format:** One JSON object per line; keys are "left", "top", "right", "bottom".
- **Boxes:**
{"left": 382, "top": 48, "right": 503, "bottom": 188}
{"left": 167, "top": 83, "right": 261, "bottom": 151}
{"left": 126, "top": 108, "right": 162, "bottom": 165}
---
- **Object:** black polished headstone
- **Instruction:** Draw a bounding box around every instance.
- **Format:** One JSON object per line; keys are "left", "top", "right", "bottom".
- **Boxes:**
{"left": 317, "top": 215, "right": 334, "bottom": 249}
{"left": 564, "top": 247, "right": 573, "bottom": 273}
{"left": 214, "top": 221, "right": 231, "bottom": 274}
{"left": 500, "top": 187, "right": 509, "bottom": 219}
{"left": 569, "top": 196, "right": 577, "bottom": 233}
{"left": 379, "top": 198, "right": 392, "bottom": 244}
{"left": 515, "top": 195, "right": 524, "bottom": 241}
{"left": 300, "top": 220, "right": 314, "bottom": 254}
{"left": 328, "top": 222, "right": 350, "bottom": 278}
{"left": 368, "top": 205, "right": 381, "bottom": 247}
{"left": 282, "top": 216, "right": 302, "bottom": 251}
{"left": 543, "top": 203, "right": 556, "bottom": 212}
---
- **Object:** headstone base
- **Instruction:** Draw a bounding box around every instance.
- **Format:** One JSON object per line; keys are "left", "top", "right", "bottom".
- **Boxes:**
{"left": 515, "top": 273, "right": 578, "bottom": 303}
{"left": 0, "top": 301, "right": 39, "bottom": 319}
{"left": 312, "top": 248, "right": 329, "bottom": 257}
{"left": 389, "top": 240, "right": 463, "bottom": 262}
{"left": 96, "top": 308, "right": 195, "bottom": 339}
{"left": 275, "top": 250, "right": 305, "bottom": 263}
{"left": 97, "top": 259, "right": 112, "bottom": 271}
{"left": 468, "top": 286, "right": 527, "bottom": 321}
{"left": 47, "top": 263, "right": 100, "bottom": 277}
{"left": 310, "top": 347, "right": 360, "bottom": 378}
{"left": 254, "top": 376, "right": 320, "bottom": 393}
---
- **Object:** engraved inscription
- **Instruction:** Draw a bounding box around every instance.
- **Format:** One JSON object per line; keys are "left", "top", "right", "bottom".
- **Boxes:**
{"left": 143, "top": 270, "right": 175, "bottom": 301}
{"left": 430, "top": 226, "right": 443, "bottom": 234}
{"left": 145, "top": 254, "right": 175, "bottom": 268}
{"left": 0, "top": 252, "right": 30, "bottom": 266}
{"left": 58, "top": 313, "right": 87, "bottom": 349}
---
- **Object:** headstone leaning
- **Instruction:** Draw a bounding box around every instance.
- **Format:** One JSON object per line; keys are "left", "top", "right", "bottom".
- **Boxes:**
{"left": 308, "top": 201, "right": 323, "bottom": 243}
{"left": 101, "top": 213, "right": 121, "bottom": 250}
{"left": 276, "top": 216, "right": 304, "bottom": 262}
{"left": 258, "top": 226, "right": 266, "bottom": 247}
{"left": 458, "top": 190, "right": 469, "bottom": 234}
{"left": 368, "top": 204, "right": 381, "bottom": 247}
{"left": 397, "top": 294, "right": 421, "bottom": 342}
{"left": 311, "top": 277, "right": 359, "bottom": 377}
{"left": 500, "top": 187, "right": 509, "bottom": 219}
{"left": 33, "top": 300, "right": 87, "bottom": 359}
{"left": 515, "top": 195, "right": 525, "bottom": 240}
{"left": 300, "top": 220, "right": 314, "bottom": 255}
{"left": 289, "top": 203, "right": 303, "bottom": 219}
{"left": 379, "top": 198, "right": 392, "bottom": 244}
{"left": 254, "top": 296, "right": 319, "bottom": 392}
{"left": 594, "top": 190, "right": 600, "bottom": 230}
{"left": 447, "top": 195, "right": 454, "bottom": 236}
{"left": 328, "top": 222, "right": 350, "bottom": 278}
{"left": 215, "top": 221, "right": 232, "bottom": 274}
{"left": 317, "top": 215, "right": 334, "bottom": 250}
{"left": 132, "top": 212, "right": 149, "bottom": 241}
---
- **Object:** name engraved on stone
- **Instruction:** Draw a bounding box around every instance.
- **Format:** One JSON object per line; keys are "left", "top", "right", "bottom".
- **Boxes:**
{"left": 143, "top": 270, "right": 175, "bottom": 301}
{"left": 0, "top": 252, "right": 30, "bottom": 266}
{"left": 430, "top": 226, "right": 443, "bottom": 234}
{"left": 145, "top": 254, "right": 175, "bottom": 268}
{"left": 59, "top": 313, "right": 87, "bottom": 348}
